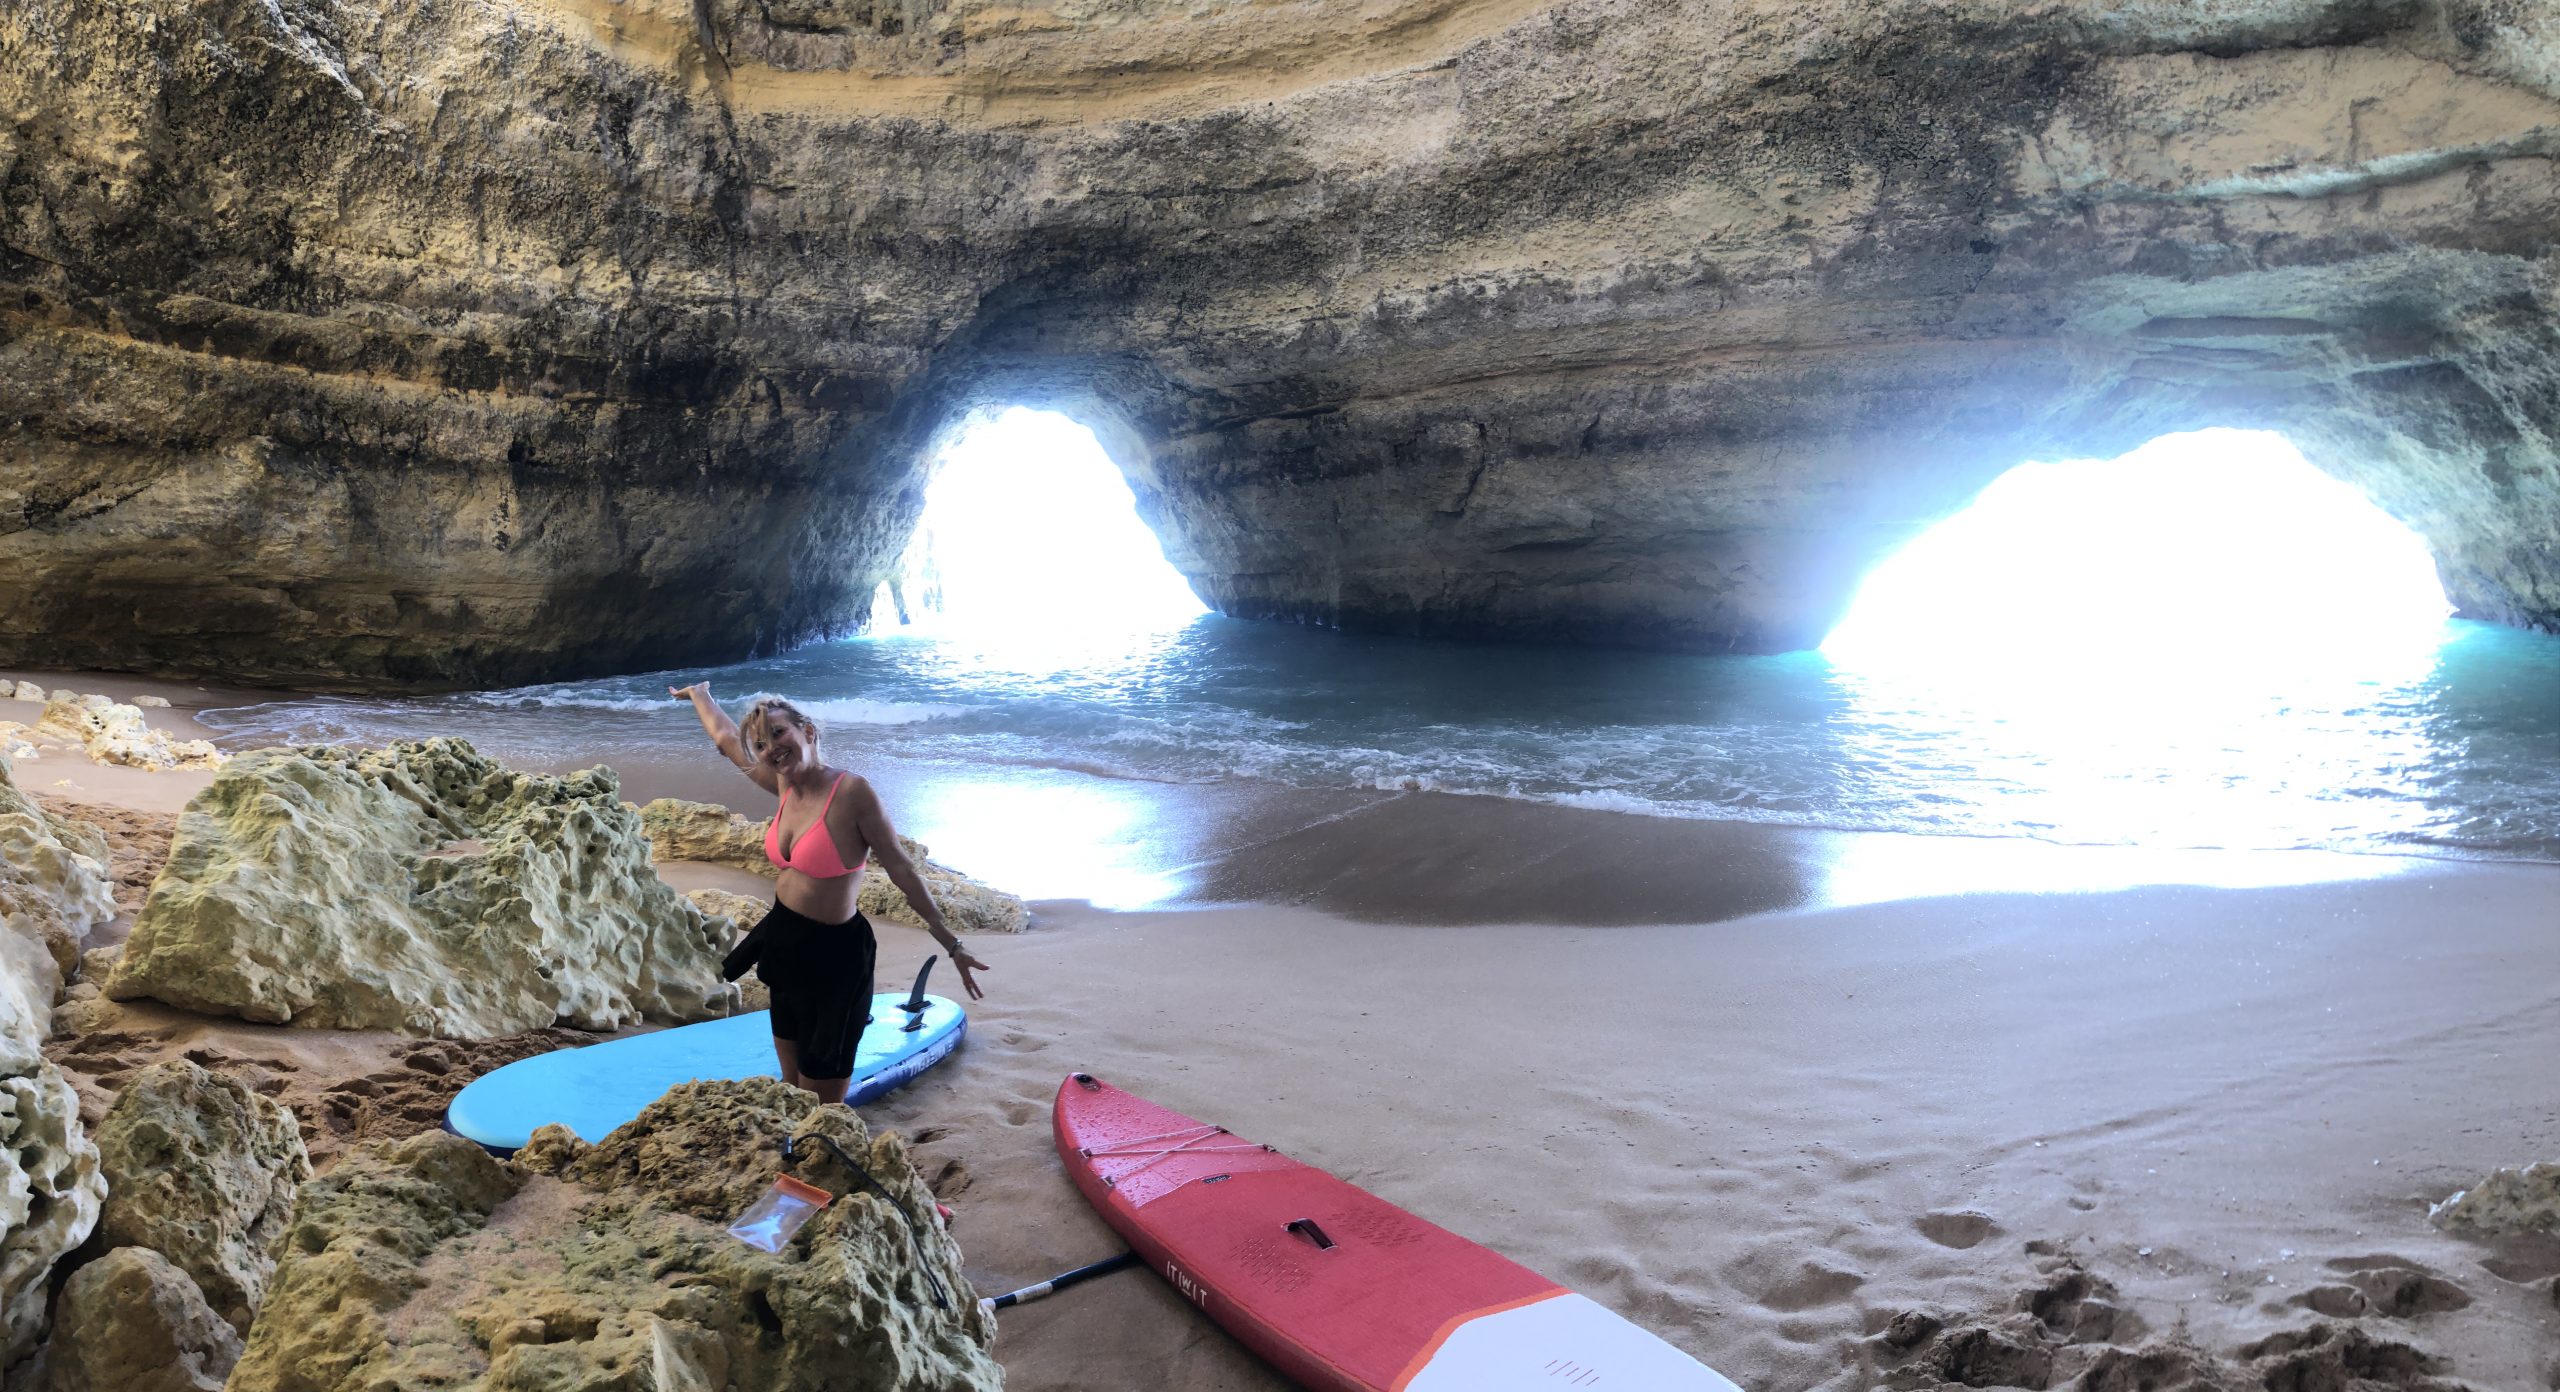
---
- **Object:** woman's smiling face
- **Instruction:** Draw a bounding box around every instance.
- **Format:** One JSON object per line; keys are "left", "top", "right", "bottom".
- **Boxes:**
{"left": 755, "top": 710, "right": 816, "bottom": 773}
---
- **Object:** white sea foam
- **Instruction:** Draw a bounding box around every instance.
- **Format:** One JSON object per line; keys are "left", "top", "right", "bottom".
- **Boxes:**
{"left": 799, "top": 697, "right": 973, "bottom": 726}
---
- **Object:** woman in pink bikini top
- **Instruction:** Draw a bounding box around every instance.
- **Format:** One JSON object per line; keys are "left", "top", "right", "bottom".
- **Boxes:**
{"left": 671, "top": 682, "right": 989, "bottom": 1103}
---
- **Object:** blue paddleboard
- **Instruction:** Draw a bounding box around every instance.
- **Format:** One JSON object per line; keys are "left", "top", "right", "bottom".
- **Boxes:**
{"left": 447, "top": 982, "right": 966, "bottom": 1154}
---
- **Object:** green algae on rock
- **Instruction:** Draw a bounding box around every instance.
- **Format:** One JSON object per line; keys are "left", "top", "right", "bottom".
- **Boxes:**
{"left": 108, "top": 740, "right": 729, "bottom": 1037}
{"left": 641, "top": 796, "right": 1030, "bottom": 934}
{"left": 229, "top": 1081, "right": 1000, "bottom": 1392}
{"left": 89, "top": 1061, "right": 310, "bottom": 1332}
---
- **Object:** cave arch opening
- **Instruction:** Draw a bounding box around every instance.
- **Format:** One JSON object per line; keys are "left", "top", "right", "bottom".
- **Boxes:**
{"left": 1820, "top": 427, "right": 2453, "bottom": 682}
{"left": 875, "top": 405, "right": 1206, "bottom": 643}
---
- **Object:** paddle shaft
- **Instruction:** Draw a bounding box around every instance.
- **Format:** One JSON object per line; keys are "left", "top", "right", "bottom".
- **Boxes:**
{"left": 980, "top": 1252, "right": 1142, "bottom": 1313}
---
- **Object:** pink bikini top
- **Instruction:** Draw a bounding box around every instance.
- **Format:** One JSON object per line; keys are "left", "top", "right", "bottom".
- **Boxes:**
{"left": 765, "top": 772, "right": 864, "bottom": 879}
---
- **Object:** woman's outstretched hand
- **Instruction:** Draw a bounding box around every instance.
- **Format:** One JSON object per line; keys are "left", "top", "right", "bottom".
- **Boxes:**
{"left": 947, "top": 946, "right": 991, "bottom": 1001}
{"left": 669, "top": 682, "right": 709, "bottom": 701}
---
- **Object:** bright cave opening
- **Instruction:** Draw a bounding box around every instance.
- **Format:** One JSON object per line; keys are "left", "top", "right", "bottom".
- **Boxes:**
{"left": 1821, "top": 428, "right": 2452, "bottom": 680}
{"left": 877, "top": 407, "right": 1206, "bottom": 641}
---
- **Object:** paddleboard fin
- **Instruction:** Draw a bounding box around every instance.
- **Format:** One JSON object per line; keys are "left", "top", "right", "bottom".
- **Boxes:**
{"left": 901, "top": 956, "right": 936, "bottom": 1031}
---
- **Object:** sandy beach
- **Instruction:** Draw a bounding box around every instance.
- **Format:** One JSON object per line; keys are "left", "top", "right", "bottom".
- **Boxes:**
{"left": 13, "top": 669, "right": 2559, "bottom": 1390}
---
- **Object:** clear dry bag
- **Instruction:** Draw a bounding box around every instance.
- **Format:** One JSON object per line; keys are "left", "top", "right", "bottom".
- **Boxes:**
{"left": 726, "top": 1174, "right": 833, "bottom": 1253}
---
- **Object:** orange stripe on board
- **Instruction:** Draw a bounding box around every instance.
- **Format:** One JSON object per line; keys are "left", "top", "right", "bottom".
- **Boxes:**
{"left": 1388, "top": 1287, "right": 1567, "bottom": 1391}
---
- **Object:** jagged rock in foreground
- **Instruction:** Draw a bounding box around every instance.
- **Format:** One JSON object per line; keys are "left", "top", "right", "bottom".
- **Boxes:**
{"left": 88, "top": 1061, "right": 308, "bottom": 1331}
{"left": 228, "top": 1080, "right": 999, "bottom": 1392}
{"left": 38, "top": 1246, "right": 241, "bottom": 1392}
{"left": 642, "top": 797, "right": 1030, "bottom": 934}
{"left": 107, "top": 740, "right": 729, "bottom": 1036}
{"left": 2431, "top": 1161, "right": 2560, "bottom": 1235}
{"left": 0, "top": 755, "right": 108, "bottom": 1369}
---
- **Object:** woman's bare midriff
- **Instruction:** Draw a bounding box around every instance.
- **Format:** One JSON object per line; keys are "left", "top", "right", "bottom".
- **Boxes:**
{"left": 774, "top": 861, "right": 867, "bottom": 925}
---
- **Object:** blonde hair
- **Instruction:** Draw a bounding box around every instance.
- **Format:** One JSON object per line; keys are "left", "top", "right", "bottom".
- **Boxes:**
{"left": 739, "top": 696, "right": 820, "bottom": 757}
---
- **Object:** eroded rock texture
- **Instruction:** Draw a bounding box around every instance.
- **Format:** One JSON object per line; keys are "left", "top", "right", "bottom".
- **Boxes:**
{"left": 106, "top": 740, "right": 730, "bottom": 1036}
{"left": 0, "top": 755, "right": 108, "bottom": 1370}
{"left": 226, "top": 1081, "right": 999, "bottom": 1392}
{"left": 39, "top": 1246, "right": 243, "bottom": 1392}
{"left": 89, "top": 1060, "right": 309, "bottom": 1331}
{"left": 2, "top": 0, "right": 2556, "bottom": 681}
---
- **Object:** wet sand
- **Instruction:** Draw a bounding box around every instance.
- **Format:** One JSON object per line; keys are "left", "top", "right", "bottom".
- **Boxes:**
{"left": 13, "top": 667, "right": 2560, "bottom": 1388}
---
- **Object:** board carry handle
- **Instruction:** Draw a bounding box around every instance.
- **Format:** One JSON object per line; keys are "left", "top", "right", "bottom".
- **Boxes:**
{"left": 1287, "top": 1218, "right": 1337, "bottom": 1251}
{"left": 901, "top": 956, "right": 937, "bottom": 1031}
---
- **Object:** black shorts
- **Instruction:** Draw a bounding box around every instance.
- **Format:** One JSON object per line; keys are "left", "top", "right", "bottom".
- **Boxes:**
{"left": 747, "top": 901, "right": 877, "bottom": 1081}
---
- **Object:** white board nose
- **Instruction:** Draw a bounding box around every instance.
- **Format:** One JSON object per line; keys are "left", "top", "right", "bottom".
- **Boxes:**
{"left": 1399, "top": 1294, "right": 1741, "bottom": 1392}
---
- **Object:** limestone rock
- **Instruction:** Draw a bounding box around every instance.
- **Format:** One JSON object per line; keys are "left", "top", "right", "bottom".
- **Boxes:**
{"left": 861, "top": 846, "right": 1031, "bottom": 936}
{"left": 685, "top": 887, "right": 768, "bottom": 929}
{"left": 90, "top": 1061, "right": 309, "bottom": 1330}
{"left": 74, "top": 948, "right": 118, "bottom": 991}
{"left": 639, "top": 798, "right": 770, "bottom": 873}
{"left": 9, "top": 685, "right": 42, "bottom": 704}
{"left": 0, "top": 1061, "right": 99, "bottom": 1370}
{"left": 39, "top": 1246, "right": 241, "bottom": 1392}
{"left": 685, "top": 890, "right": 774, "bottom": 1012}
{"left": 645, "top": 797, "right": 1029, "bottom": 933}
{"left": 108, "top": 740, "right": 730, "bottom": 1037}
{"left": 0, "top": 756, "right": 109, "bottom": 1366}
{"left": 131, "top": 696, "right": 169, "bottom": 709}
{"left": 2431, "top": 1161, "right": 2560, "bottom": 1235}
{"left": 228, "top": 1087, "right": 998, "bottom": 1392}
{"left": 5, "top": 0, "right": 2560, "bottom": 682}
{"left": 30, "top": 698, "right": 223, "bottom": 773}
{"left": 510, "top": 1123, "right": 590, "bottom": 1178}
{"left": 0, "top": 757, "right": 116, "bottom": 982}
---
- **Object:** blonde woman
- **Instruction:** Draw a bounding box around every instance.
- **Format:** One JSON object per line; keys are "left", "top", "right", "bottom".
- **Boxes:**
{"left": 671, "top": 682, "right": 989, "bottom": 1104}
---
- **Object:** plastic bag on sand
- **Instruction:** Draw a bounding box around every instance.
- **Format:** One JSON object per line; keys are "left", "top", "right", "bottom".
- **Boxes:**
{"left": 727, "top": 1174, "right": 833, "bottom": 1252}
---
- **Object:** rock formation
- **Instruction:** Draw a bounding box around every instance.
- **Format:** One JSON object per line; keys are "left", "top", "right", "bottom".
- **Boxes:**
{"left": 2431, "top": 1160, "right": 2560, "bottom": 1234}
{"left": 0, "top": 757, "right": 108, "bottom": 1369}
{"left": 643, "top": 797, "right": 1030, "bottom": 933}
{"left": 107, "top": 740, "right": 730, "bottom": 1036}
{"left": 227, "top": 1080, "right": 1000, "bottom": 1392}
{"left": 87, "top": 1061, "right": 309, "bottom": 1331}
{"left": 25, "top": 698, "right": 223, "bottom": 773}
{"left": 1, "top": 0, "right": 2553, "bottom": 684}
{"left": 38, "top": 1246, "right": 243, "bottom": 1392}
{"left": 0, "top": 757, "right": 117, "bottom": 980}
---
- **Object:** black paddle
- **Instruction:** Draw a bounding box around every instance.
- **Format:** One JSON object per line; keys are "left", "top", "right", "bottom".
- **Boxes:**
{"left": 979, "top": 1251, "right": 1143, "bottom": 1314}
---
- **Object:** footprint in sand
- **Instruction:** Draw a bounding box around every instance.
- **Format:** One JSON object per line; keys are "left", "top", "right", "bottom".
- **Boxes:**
{"left": 1000, "top": 1099, "right": 1040, "bottom": 1127}
{"left": 2334, "top": 1261, "right": 2473, "bottom": 1317}
{"left": 926, "top": 1157, "right": 974, "bottom": 1200}
{"left": 2017, "top": 1259, "right": 2145, "bottom": 1344}
{"left": 1914, "top": 1209, "right": 2002, "bottom": 1249}
{"left": 1749, "top": 1259, "right": 1866, "bottom": 1313}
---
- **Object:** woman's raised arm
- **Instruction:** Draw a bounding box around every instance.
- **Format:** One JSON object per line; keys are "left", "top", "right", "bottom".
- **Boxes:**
{"left": 670, "top": 682, "right": 778, "bottom": 793}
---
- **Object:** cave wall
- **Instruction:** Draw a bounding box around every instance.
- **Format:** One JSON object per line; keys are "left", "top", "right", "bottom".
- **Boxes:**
{"left": 1, "top": 0, "right": 2554, "bottom": 685}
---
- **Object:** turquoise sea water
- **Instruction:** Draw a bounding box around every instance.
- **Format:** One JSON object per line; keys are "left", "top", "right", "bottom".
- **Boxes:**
{"left": 196, "top": 616, "right": 2560, "bottom": 862}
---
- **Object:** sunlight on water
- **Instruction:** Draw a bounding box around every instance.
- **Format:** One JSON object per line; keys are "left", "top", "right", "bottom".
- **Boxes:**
{"left": 879, "top": 407, "right": 1205, "bottom": 669}
{"left": 1823, "top": 429, "right": 2451, "bottom": 674}
{"left": 1818, "top": 430, "right": 2462, "bottom": 848}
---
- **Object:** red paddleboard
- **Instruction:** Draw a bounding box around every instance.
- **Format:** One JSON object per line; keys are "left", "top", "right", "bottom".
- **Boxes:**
{"left": 1053, "top": 1073, "right": 1741, "bottom": 1391}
